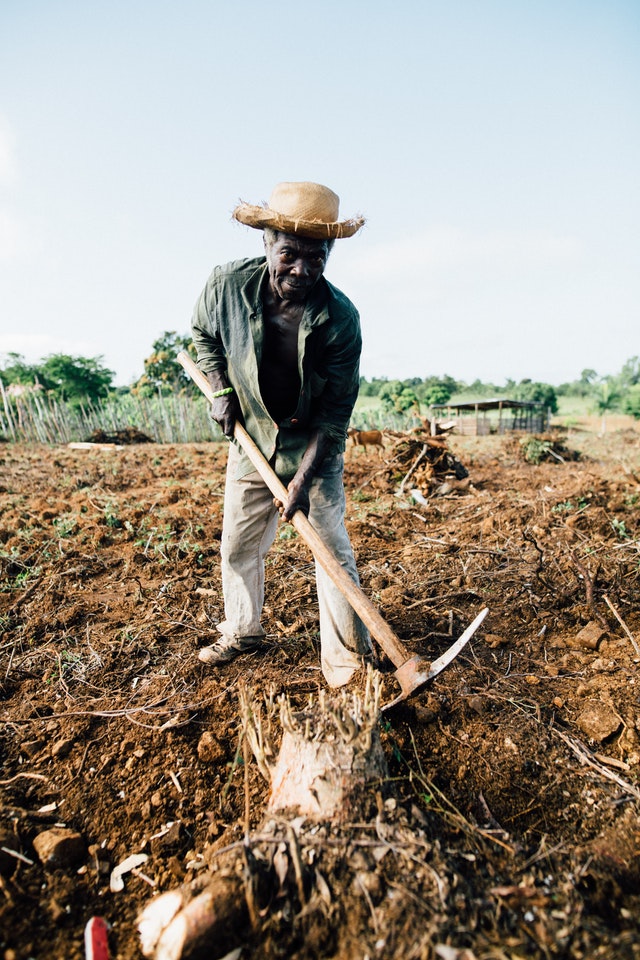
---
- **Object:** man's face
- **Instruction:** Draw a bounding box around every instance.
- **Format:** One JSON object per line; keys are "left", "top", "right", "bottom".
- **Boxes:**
{"left": 264, "top": 232, "right": 330, "bottom": 304}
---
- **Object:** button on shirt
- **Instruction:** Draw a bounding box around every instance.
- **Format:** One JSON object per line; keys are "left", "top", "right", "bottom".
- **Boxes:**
{"left": 191, "top": 257, "right": 362, "bottom": 482}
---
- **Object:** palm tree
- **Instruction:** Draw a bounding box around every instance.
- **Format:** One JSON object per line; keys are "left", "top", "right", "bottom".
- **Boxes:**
{"left": 593, "top": 379, "right": 620, "bottom": 435}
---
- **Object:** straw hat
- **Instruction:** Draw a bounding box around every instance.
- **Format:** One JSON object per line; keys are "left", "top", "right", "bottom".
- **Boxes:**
{"left": 232, "top": 181, "right": 365, "bottom": 240}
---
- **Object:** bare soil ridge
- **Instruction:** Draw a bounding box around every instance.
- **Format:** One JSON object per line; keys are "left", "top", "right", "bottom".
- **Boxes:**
{"left": 1, "top": 424, "right": 639, "bottom": 959}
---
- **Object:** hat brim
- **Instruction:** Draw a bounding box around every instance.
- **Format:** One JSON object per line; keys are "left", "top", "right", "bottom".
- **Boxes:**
{"left": 232, "top": 203, "right": 365, "bottom": 240}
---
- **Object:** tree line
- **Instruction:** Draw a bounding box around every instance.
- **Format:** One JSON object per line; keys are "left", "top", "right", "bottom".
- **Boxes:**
{"left": 359, "top": 375, "right": 560, "bottom": 414}
{"left": 1, "top": 334, "right": 640, "bottom": 421}
{"left": 357, "top": 358, "right": 640, "bottom": 419}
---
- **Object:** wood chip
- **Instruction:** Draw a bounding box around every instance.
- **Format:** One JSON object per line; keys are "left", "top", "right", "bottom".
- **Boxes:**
{"left": 110, "top": 853, "right": 149, "bottom": 892}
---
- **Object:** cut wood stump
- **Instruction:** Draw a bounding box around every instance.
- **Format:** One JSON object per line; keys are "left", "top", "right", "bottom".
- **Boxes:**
{"left": 267, "top": 675, "right": 388, "bottom": 819}
{"left": 137, "top": 672, "right": 393, "bottom": 959}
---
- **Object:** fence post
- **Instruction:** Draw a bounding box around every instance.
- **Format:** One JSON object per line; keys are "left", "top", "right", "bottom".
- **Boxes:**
{"left": 0, "top": 377, "right": 17, "bottom": 440}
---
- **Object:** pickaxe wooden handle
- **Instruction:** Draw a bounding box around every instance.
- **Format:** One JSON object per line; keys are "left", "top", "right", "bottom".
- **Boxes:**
{"left": 177, "top": 351, "right": 487, "bottom": 699}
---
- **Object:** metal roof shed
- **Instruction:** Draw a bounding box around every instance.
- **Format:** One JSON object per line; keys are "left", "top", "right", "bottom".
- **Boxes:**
{"left": 430, "top": 398, "right": 549, "bottom": 435}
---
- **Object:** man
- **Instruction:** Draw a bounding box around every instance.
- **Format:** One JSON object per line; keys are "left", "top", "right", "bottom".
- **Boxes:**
{"left": 191, "top": 181, "right": 371, "bottom": 687}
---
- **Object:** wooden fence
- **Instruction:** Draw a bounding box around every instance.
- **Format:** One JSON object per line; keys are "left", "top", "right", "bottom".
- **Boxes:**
{"left": 0, "top": 381, "right": 424, "bottom": 446}
{"left": 0, "top": 382, "right": 220, "bottom": 444}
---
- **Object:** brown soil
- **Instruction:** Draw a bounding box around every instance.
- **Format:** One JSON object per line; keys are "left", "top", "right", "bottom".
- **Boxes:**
{"left": 1, "top": 425, "right": 640, "bottom": 960}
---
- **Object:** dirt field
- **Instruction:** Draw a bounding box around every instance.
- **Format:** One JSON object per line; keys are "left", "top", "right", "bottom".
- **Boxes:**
{"left": 1, "top": 422, "right": 640, "bottom": 960}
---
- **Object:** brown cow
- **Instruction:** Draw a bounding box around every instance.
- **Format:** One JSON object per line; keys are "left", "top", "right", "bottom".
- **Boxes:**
{"left": 347, "top": 428, "right": 384, "bottom": 453}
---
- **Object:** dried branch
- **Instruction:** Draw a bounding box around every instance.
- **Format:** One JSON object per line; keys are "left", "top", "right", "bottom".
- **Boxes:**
{"left": 603, "top": 594, "right": 640, "bottom": 656}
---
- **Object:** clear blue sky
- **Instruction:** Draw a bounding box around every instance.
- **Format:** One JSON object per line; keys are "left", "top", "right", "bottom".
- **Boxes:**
{"left": 1, "top": 0, "right": 638, "bottom": 387}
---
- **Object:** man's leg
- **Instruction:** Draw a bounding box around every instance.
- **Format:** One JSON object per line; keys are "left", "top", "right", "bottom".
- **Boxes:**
{"left": 307, "top": 454, "right": 372, "bottom": 687}
{"left": 199, "top": 446, "right": 279, "bottom": 664}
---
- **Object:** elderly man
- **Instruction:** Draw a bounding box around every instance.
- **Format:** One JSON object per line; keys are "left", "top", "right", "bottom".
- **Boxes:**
{"left": 191, "top": 181, "right": 371, "bottom": 687}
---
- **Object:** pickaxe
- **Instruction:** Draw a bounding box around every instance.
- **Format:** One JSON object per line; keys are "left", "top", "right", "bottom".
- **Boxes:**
{"left": 177, "top": 350, "right": 488, "bottom": 703}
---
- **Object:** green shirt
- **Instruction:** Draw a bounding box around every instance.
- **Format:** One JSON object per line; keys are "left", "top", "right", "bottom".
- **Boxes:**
{"left": 191, "top": 257, "right": 362, "bottom": 482}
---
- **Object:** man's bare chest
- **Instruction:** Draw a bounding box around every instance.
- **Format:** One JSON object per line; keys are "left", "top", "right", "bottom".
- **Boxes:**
{"left": 261, "top": 309, "right": 303, "bottom": 369}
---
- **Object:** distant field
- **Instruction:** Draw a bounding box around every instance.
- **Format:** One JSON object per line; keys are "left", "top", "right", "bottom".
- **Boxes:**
{"left": 555, "top": 395, "right": 592, "bottom": 418}
{"left": 353, "top": 393, "right": 593, "bottom": 418}
{"left": 353, "top": 392, "right": 639, "bottom": 434}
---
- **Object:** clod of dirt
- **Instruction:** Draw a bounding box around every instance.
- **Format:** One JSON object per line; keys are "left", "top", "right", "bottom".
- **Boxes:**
{"left": 150, "top": 822, "right": 183, "bottom": 855}
{"left": 570, "top": 620, "right": 607, "bottom": 651}
{"left": 576, "top": 701, "right": 623, "bottom": 742}
{"left": 589, "top": 806, "right": 640, "bottom": 887}
{"left": 483, "top": 633, "right": 508, "bottom": 648}
{"left": 51, "top": 738, "right": 74, "bottom": 758}
{"left": 196, "top": 731, "right": 225, "bottom": 764}
{"left": 32, "top": 828, "right": 87, "bottom": 868}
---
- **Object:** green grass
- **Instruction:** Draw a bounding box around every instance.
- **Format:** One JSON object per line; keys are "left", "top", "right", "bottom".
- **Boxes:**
{"left": 555, "top": 396, "right": 593, "bottom": 418}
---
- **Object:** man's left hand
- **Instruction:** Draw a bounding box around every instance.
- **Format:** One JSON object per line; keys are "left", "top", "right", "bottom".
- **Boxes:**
{"left": 275, "top": 476, "right": 310, "bottom": 521}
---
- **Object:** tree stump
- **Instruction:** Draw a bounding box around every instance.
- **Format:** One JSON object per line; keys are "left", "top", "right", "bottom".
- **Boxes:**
{"left": 137, "top": 671, "right": 390, "bottom": 959}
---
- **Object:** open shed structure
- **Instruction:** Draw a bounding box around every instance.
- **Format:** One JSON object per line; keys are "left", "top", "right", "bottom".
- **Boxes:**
{"left": 431, "top": 398, "right": 549, "bottom": 436}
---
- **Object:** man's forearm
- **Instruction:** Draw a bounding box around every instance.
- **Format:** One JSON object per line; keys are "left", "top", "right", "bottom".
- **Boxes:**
{"left": 279, "top": 429, "right": 332, "bottom": 520}
{"left": 206, "top": 370, "right": 230, "bottom": 393}
{"left": 295, "top": 429, "right": 332, "bottom": 487}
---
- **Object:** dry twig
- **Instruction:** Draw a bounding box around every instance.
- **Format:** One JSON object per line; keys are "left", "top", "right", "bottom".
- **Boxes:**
{"left": 603, "top": 594, "right": 640, "bottom": 656}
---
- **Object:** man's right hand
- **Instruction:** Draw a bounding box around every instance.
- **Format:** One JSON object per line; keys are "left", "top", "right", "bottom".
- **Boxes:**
{"left": 211, "top": 394, "right": 240, "bottom": 438}
{"left": 206, "top": 374, "right": 240, "bottom": 438}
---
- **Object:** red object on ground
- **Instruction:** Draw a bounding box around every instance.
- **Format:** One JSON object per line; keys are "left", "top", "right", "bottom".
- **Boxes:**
{"left": 84, "top": 917, "right": 110, "bottom": 960}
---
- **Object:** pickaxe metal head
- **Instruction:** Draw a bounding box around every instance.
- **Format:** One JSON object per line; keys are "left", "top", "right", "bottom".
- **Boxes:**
{"left": 384, "top": 607, "right": 489, "bottom": 710}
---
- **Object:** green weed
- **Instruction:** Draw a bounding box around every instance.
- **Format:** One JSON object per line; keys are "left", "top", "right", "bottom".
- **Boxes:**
{"left": 134, "top": 521, "right": 204, "bottom": 562}
{"left": 53, "top": 515, "right": 78, "bottom": 537}
{"left": 103, "top": 501, "right": 122, "bottom": 528}
{"left": 611, "top": 518, "right": 631, "bottom": 539}
{"left": 277, "top": 524, "right": 297, "bottom": 541}
{"left": 519, "top": 437, "right": 552, "bottom": 464}
{"left": 552, "top": 497, "right": 588, "bottom": 514}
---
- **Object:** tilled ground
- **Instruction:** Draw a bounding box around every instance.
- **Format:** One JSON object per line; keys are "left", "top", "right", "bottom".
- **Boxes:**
{"left": 1, "top": 426, "right": 640, "bottom": 960}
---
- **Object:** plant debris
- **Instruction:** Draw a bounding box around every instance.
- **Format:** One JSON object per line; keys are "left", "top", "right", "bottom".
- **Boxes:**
{"left": 84, "top": 427, "right": 155, "bottom": 445}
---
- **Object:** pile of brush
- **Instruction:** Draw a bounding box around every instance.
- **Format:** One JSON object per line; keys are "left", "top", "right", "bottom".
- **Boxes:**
{"left": 380, "top": 428, "right": 469, "bottom": 501}
{"left": 83, "top": 426, "right": 155, "bottom": 445}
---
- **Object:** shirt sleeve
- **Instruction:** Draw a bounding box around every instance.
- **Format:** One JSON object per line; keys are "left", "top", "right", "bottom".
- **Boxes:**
{"left": 190, "top": 273, "right": 228, "bottom": 375}
{"left": 309, "top": 309, "right": 362, "bottom": 444}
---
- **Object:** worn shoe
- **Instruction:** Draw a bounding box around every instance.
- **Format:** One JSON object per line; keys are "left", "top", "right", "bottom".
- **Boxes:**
{"left": 198, "top": 634, "right": 264, "bottom": 666}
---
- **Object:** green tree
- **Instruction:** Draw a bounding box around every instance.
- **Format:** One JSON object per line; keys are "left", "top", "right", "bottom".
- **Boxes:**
{"left": 423, "top": 383, "right": 452, "bottom": 406}
{"left": 623, "top": 384, "right": 640, "bottom": 419}
{"left": 134, "top": 332, "right": 197, "bottom": 396}
{"left": 467, "top": 378, "right": 503, "bottom": 397}
{"left": 40, "top": 354, "right": 115, "bottom": 403}
{"left": 622, "top": 383, "right": 640, "bottom": 420}
{"left": 358, "top": 376, "right": 388, "bottom": 397}
{"left": 514, "top": 379, "right": 558, "bottom": 414}
{"left": 379, "top": 381, "right": 420, "bottom": 414}
{"left": 560, "top": 368, "right": 600, "bottom": 398}
{"left": 1, "top": 352, "right": 114, "bottom": 403}
{"left": 592, "top": 379, "right": 621, "bottom": 434}
{"left": 618, "top": 356, "right": 640, "bottom": 389}
{"left": 0, "top": 352, "right": 44, "bottom": 387}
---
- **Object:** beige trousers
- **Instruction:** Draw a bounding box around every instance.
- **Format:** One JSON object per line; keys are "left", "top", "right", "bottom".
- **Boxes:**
{"left": 217, "top": 444, "right": 371, "bottom": 687}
